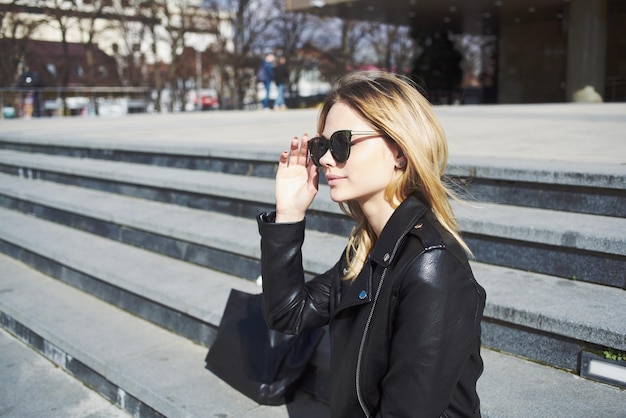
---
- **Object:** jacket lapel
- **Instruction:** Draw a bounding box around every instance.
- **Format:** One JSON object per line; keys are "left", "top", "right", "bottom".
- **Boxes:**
{"left": 370, "top": 194, "right": 429, "bottom": 267}
{"left": 333, "top": 263, "right": 373, "bottom": 316}
{"left": 332, "top": 194, "right": 430, "bottom": 317}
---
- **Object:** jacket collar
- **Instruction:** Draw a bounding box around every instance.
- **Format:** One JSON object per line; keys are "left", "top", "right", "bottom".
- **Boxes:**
{"left": 333, "top": 194, "right": 430, "bottom": 314}
{"left": 369, "top": 193, "right": 430, "bottom": 268}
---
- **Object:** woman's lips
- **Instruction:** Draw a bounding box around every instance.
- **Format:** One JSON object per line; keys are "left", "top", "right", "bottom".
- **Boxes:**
{"left": 325, "top": 174, "right": 345, "bottom": 186}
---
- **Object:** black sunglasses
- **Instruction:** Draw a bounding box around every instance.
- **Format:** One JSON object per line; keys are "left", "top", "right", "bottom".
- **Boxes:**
{"left": 308, "top": 130, "right": 381, "bottom": 167}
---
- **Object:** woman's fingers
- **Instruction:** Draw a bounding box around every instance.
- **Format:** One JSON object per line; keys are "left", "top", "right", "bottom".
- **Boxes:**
{"left": 278, "top": 149, "right": 289, "bottom": 167}
{"left": 289, "top": 136, "right": 300, "bottom": 166}
{"left": 278, "top": 137, "right": 298, "bottom": 168}
{"left": 280, "top": 135, "right": 309, "bottom": 167}
{"left": 299, "top": 134, "right": 309, "bottom": 166}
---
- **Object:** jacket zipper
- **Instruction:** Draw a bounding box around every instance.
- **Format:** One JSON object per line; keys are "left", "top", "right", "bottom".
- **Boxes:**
{"left": 356, "top": 265, "right": 389, "bottom": 417}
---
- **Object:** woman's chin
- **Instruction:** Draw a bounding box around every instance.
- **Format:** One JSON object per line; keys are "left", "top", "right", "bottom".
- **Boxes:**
{"left": 329, "top": 190, "right": 351, "bottom": 204}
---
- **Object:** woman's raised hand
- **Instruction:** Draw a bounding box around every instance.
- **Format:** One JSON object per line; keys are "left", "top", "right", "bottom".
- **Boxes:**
{"left": 275, "top": 134, "right": 319, "bottom": 223}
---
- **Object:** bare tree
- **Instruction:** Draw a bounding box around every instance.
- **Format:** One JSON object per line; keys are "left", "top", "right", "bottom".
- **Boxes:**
{"left": 150, "top": 0, "right": 216, "bottom": 112}
{"left": 143, "top": 1, "right": 164, "bottom": 111}
{"left": 0, "top": 1, "right": 43, "bottom": 87}
{"left": 113, "top": 0, "right": 155, "bottom": 88}
{"left": 363, "top": 22, "right": 415, "bottom": 74}
{"left": 271, "top": 4, "right": 315, "bottom": 98}
{"left": 39, "top": 0, "right": 81, "bottom": 114}
{"left": 161, "top": 0, "right": 186, "bottom": 111}
{"left": 323, "top": 18, "right": 369, "bottom": 83}
{"left": 42, "top": 0, "right": 80, "bottom": 86}
{"left": 205, "top": 0, "right": 279, "bottom": 110}
{"left": 76, "top": 0, "right": 111, "bottom": 115}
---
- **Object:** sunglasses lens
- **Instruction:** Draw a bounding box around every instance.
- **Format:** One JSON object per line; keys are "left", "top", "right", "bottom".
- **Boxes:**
{"left": 308, "top": 131, "right": 353, "bottom": 166}
{"left": 309, "top": 137, "right": 327, "bottom": 167}
{"left": 330, "top": 131, "right": 351, "bottom": 163}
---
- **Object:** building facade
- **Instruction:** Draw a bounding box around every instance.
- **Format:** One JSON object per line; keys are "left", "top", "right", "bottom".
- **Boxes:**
{"left": 286, "top": 0, "right": 626, "bottom": 103}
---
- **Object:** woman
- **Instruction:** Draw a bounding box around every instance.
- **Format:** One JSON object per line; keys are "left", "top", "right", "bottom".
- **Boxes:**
{"left": 257, "top": 71, "right": 486, "bottom": 417}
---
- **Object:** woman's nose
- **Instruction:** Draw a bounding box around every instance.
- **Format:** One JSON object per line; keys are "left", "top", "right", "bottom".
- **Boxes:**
{"left": 318, "top": 149, "right": 335, "bottom": 166}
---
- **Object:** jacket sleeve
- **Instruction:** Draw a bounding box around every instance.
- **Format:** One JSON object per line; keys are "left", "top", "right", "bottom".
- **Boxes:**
{"left": 378, "top": 248, "right": 484, "bottom": 417}
{"left": 257, "top": 212, "right": 335, "bottom": 335}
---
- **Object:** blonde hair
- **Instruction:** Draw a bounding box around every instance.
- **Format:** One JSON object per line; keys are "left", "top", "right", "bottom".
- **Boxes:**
{"left": 317, "top": 71, "right": 470, "bottom": 281}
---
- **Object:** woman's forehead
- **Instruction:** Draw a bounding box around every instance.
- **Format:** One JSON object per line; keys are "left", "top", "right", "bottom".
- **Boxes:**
{"left": 323, "top": 103, "right": 370, "bottom": 133}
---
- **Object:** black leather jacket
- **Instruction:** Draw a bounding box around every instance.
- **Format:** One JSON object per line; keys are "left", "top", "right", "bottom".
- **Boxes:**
{"left": 257, "top": 194, "right": 486, "bottom": 417}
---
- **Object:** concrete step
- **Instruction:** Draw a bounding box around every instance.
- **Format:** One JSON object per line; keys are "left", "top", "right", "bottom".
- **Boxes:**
{"left": 447, "top": 156, "right": 626, "bottom": 218}
{"left": 0, "top": 191, "right": 624, "bottom": 377}
{"left": 1, "top": 136, "right": 624, "bottom": 218}
{"left": 477, "top": 347, "right": 626, "bottom": 417}
{"left": 2, "top": 253, "right": 626, "bottom": 418}
{"left": 455, "top": 201, "right": 626, "bottom": 288}
{"left": 1, "top": 169, "right": 624, "bottom": 289}
{"left": 0, "top": 154, "right": 623, "bottom": 287}
{"left": 0, "top": 204, "right": 260, "bottom": 345}
{"left": 0, "top": 253, "right": 329, "bottom": 418}
{"left": 0, "top": 328, "right": 131, "bottom": 418}
{"left": 0, "top": 148, "right": 319, "bottom": 231}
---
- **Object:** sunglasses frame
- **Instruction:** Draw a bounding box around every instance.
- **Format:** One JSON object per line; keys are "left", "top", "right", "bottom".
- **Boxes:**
{"left": 308, "top": 130, "right": 381, "bottom": 167}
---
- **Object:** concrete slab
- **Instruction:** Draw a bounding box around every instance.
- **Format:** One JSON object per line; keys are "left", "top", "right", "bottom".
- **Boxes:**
{"left": 0, "top": 103, "right": 625, "bottom": 165}
{"left": 478, "top": 347, "right": 626, "bottom": 418}
{"left": 0, "top": 328, "right": 131, "bottom": 418}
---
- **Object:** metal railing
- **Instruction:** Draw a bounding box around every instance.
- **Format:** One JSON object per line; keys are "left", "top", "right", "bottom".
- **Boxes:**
{"left": 2, "top": 77, "right": 623, "bottom": 120}
{"left": 0, "top": 86, "right": 152, "bottom": 118}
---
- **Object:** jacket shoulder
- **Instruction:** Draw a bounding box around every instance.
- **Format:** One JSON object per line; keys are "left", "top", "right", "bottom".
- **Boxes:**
{"left": 410, "top": 212, "right": 471, "bottom": 263}
{"left": 408, "top": 217, "right": 446, "bottom": 252}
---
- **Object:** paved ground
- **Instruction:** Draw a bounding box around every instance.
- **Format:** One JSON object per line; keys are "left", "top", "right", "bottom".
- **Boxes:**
{"left": 0, "top": 102, "right": 624, "bottom": 417}
{"left": 1, "top": 102, "right": 625, "bottom": 165}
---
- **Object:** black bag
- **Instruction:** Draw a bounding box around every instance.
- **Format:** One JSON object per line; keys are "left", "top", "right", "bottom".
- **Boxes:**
{"left": 205, "top": 288, "right": 324, "bottom": 405}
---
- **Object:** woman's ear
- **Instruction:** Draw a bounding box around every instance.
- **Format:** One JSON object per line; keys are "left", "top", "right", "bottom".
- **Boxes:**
{"left": 395, "top": 151, "right": 407, "bottom": 169}
{"left": 385, "top": 140, "right": 405, "bottom": 169}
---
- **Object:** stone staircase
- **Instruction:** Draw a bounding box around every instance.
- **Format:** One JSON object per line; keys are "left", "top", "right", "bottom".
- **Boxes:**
{"left": 0, "top": 130, "right": 625, "bottom": 417}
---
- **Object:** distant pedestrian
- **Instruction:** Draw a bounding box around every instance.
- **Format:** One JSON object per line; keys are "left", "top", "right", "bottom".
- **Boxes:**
{"left": 273, "top": 56, "right": 289, "bottom": 111}
{"left": 258, "top": 53, "right": 275, "bottom": 109}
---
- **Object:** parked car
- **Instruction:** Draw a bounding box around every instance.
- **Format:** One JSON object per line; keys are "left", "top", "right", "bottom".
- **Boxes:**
{"left": 198, "top": 94, "right": 219, "bottom": 110}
